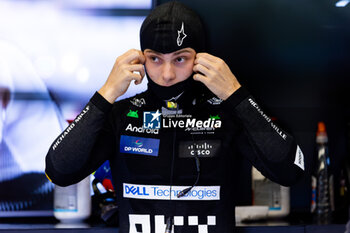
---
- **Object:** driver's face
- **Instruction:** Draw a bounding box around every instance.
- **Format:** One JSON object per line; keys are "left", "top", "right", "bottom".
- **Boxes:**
{"left": 144, "top": 48, "right": 196, "bottom": 87}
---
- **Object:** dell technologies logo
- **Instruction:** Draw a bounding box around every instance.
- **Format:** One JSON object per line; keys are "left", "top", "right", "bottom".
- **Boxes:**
{"left": 125, "top": 185, "right": 149, "bottom": 196}
{"left": 123, "top": 183, "right": 220, "bottom": 201}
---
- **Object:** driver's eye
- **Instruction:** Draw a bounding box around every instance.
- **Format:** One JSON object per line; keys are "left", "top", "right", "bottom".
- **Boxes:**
{"left": 151, "top": 56, "right": 159, "bottom": 62}
{"left": 176, "top": 57, "right": 185, "bottom": 63}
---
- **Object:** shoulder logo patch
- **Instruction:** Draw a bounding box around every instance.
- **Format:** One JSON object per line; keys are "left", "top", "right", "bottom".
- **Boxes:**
{"left": 130, "top": 98, "right": 146, "bottom": 107}
{"left": 294, "top": 145, "right": 305, "bottom": 170}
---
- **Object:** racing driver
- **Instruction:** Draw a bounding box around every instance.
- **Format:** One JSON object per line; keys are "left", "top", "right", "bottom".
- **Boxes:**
{"left": 45, "top": 1, "right": 305, "bottom": 233}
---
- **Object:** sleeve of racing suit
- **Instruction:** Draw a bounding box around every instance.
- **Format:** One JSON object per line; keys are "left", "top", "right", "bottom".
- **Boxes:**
{"left": 45, "top": 92, "right": 115, "bottom": 187}
{"left": 223, "top": 87, "right": 305, "bottom": 186}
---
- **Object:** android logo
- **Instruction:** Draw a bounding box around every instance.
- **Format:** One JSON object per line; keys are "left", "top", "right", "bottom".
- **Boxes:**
{"left": 210, "top": 115, "right": 220, "bottom": 120}
{"left": 127, "top": 110, "right": 139, "bottom": 118}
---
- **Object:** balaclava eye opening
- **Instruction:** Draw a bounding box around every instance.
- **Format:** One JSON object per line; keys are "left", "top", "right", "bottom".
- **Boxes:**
{"left": 140, "top": 1, "right": 206, "bottom": 100}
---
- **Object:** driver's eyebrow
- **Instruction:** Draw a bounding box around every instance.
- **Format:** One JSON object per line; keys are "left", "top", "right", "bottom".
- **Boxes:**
{"left": 144, "top": 50, "right": 159, "bottom": 54}
{"left": 145, "top": 49, "right": 192, "bottom": 56}
{"left": 173, "top": 49, "right": 193, "bottom": 55}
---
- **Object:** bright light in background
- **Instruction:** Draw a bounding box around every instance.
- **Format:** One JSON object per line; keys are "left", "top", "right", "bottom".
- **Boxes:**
{"left": 34, "top": 55, "right": 57, "bottom": 79}
{"left": 61, "top": 52, "right": 80, "bottom": 75}
{"left": 76, "top": 67, "right": 90, "bottom": 83}
{"left": 58, "top": 0, "right": 152, "bottom": 9}
{"left": 335, "top": 0, "right": 349, "bottom": 7}
{"left": 0, "top": 0, "right": 147, "bottom": 119}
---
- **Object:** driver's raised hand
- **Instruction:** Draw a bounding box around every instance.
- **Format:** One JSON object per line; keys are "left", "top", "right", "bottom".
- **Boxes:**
{"left": 99, "top": 49, "right": 145, "bottom": 103}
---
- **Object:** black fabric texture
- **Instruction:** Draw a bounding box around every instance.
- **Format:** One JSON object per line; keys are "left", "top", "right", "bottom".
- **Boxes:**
{"left": 140, "top": 1, "right": 206, "bottom": 53}
{"left": 146, "top": 73, "right": 195, "bottom": 100}
{"left": 45, "top": 2, "right": 304, "bottom": 231}
{"left": 233, "top": 96, "right": 303, "bottom": 185}
{"left": 91, "top": 91, "right": 113, "bottom": 113}
{"left": 45, "top": 99, "right": 115, "bottom": 187}
{"left": 222, "top": 86, "right": 250, "bottom": 110}
{"left": 45, "top": 85, "right": 304, "bottom": 232}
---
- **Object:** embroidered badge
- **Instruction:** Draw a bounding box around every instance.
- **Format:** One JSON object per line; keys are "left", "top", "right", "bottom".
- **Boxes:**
{"left": 177, "top": 22, "right": 187, "bottom": 46}
{"left": 120, "top": 135, "right": 160, "bottom": 156}
{"left": 127, "top": 110, "right": 139, "bottom": 118}
{"left": 130, "top": 98, "right": 146, "bottom": 107}
{"left": 210, "top": 115, "right": 221, "bottom": 120}
{"left": 207, "top": 97, "right": 223, "bottom": 105}
{"left": 166, "top": 101, "right": 177, "bottom": 109}
{"left": 178, "top": 140, "right": 221, "bottom": 158}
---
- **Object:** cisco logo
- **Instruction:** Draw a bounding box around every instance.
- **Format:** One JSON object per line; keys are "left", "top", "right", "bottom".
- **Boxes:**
{"left": 179, "top": 140, "right": 221, "bottom": 158}
{"left": 188, "top": 142, "right": 213, "bottom": 156}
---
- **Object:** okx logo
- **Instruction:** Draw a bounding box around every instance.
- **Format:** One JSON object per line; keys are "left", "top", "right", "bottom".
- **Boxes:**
{"left": 143, "top": 110, "right": 161, "bottom": 129}
{"left": 129, "top": 214, "right": 216, "bottom": 233}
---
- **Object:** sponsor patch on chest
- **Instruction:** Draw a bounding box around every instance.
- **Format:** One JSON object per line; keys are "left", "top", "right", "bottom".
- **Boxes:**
{"left": 125, "top": 123, "right": 159, "bottom": 135}
{"left": 129, "top": 214, "right": 216, "bottom": 233}
{"left": 120, "top": 135, "right": 160, "bottom": 156}
{"left": 178, "top": 140, "right": 221, "bottom": 158}
{"left": 123, "top": 183, "right": 220, "bottom": 201}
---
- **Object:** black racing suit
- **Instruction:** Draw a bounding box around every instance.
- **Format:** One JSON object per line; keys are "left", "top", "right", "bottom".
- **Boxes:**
{"left": 45, "top": 86, "right": 304, "bottom": 233}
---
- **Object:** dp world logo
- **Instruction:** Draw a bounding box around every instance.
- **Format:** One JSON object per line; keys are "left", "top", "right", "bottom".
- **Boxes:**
{"left": 134, "top": 139, "right": 143, "bottom": 147}
{"left": 143, "top": 110, "right": 161, "bottom": 129}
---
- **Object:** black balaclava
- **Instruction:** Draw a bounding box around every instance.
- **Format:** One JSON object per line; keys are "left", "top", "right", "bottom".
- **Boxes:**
{"left": 140, "top": 1, "right": 206, "bottom": 100}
